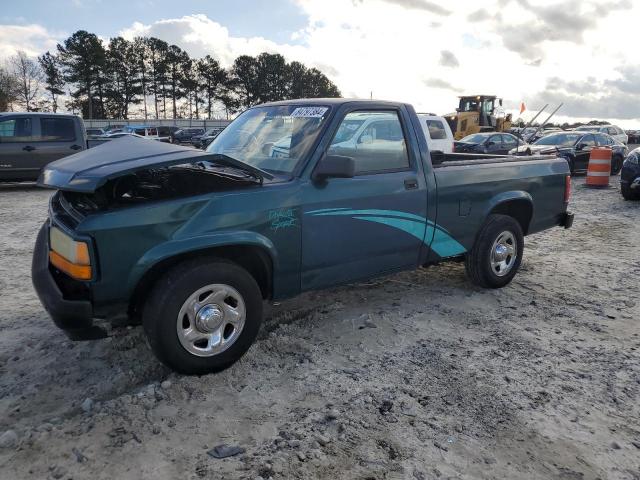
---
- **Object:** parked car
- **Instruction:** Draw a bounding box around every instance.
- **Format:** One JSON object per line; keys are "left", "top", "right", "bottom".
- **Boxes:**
{"left": 417, "top": 114, "right": 454, "bottom": 153}
{"left": 173, "top": 127, "right": 205, "bottom": 144}
{"left": 99, "top": 132, "right": 146, "bottom": 140}
{"left": 454, "top": 132, "right": 532, "bottom": 155}
{"left": 103, "top": 125, "right": 126, "bottom": 134}
{"left": 157, "top": 125, "right": 180, "bottom": 143}
{"left": 626, "top": 130, "right": 640, "bottom": 144}
{"left": 32, "top": 99, "right": 573, "bottom": 374}
{"left": 529, "top": 131, "right": 628, "bottom": 174}
{"left": 194, "top": 127, "right": 226, "bottom": 149}
{"left": 621, "top": 147, "right": 640, "bottom": 200}
{"left": 575, "top": 125, "right": 628, "bottom": 145}
{"left": 0, "top": 112, "right": 87, "bottom": 182}
{"left": 122, "top": 125, "right": 170, "bottom": 142}
{"left": 85, "top": 128, "right": 104, "bottom": 139}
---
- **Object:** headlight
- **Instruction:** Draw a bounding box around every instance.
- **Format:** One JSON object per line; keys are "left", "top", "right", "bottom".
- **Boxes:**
{"left": 624, "top": 153, "right": 639, "bottom": 166}
{"left": 49, "top": 226, "right": 92, "bottom": 280}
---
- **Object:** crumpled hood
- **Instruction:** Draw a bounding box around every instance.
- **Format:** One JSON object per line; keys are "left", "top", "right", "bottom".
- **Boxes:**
{"left": 37, "top": 136, "right": 270, "bottom": 193}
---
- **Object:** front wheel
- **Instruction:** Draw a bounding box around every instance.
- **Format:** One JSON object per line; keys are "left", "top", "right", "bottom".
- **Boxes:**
{"left": 621, "top": 183, "right": 640, "bottom": 201}
{"left": 465, "top": 214, "right": 524, "bottom": 288}
{"left": 611, "top": 156, "right": 623, "bottom": 175}
{"left": 143, "top": 259, "right": 263, "bottom": 374}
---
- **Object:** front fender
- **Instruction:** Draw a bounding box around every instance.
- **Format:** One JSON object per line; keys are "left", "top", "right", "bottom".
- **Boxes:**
{"left": 126, "top": 230, "right": 278, "bottom": 293}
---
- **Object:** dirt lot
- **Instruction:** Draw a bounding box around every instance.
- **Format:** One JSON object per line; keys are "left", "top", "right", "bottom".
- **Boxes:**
{"left": 0, "top": 176, "right": 638, "bottom": 480}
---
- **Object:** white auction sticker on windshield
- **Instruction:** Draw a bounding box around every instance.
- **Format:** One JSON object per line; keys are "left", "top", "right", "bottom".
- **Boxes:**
{"left": 290, "top": 107, "right": 328, "bottom": 118}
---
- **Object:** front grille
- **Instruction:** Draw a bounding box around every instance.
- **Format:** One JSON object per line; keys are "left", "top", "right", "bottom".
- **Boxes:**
{"left": 50, "top": 192, "right": 83, "bottom": 230}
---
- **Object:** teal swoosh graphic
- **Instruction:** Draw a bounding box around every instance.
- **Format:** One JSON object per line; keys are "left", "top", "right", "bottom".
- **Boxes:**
{"left": 352, "top": 216, "right": 429, "bottom": 242}
{"left": 306, "top": 208, "right": 467, "bottom": 258}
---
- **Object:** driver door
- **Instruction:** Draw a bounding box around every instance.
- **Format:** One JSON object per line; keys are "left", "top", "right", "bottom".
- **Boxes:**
{"left": 300, "top": 108, "right": 428, "bottom": 291}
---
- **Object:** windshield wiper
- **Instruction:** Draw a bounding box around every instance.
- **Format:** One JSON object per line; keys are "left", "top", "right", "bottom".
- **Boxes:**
{"left": 203, "top": 153, "right": 274, "bottom": 182}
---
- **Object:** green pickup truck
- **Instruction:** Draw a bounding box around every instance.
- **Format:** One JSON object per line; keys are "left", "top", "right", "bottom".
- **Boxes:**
{"left": 32, "top": 99, "right": 574, "bottom": 374}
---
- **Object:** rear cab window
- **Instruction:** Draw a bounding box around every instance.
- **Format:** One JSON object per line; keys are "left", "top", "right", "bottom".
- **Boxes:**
{"left": 40, "top": 118, "right": 76, "bottom": 142}
{"left": 426, "top": 120, "right": 447, "bottom": 140}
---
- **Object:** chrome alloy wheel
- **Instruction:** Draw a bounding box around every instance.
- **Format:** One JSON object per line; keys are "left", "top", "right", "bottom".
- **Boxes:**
{"left": 490, "top": 231, "right": 517, "bottom": 277}
{"left": 176, "top": 284, "right": 246, "bottom": 357}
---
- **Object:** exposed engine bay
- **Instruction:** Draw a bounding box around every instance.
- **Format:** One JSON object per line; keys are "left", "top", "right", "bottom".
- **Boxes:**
{"left": 61, "top": 163, "right": 260, "bottom": 215}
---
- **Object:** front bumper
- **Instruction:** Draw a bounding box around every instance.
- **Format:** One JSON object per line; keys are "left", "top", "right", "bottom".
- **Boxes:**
{"left": 561, "top": 211, "right": 574, "bottom": 229}
{"left": 31, "top": 223, "right": 106, "bottom": 340}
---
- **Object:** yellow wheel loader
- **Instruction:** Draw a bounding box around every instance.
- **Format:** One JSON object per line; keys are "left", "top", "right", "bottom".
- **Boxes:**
{"left": 445, "top": 95, "right": 512, "bottom": 140}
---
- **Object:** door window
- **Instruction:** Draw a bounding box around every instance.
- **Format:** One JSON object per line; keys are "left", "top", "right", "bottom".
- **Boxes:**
{"left": 580, "top": 134, "right": 596, "bottom": 147}
{"left": 329, "top": 111, "right": 409, "bottom": 174}
{"left": 0, "top": 118, "right": 34, "bottom": 142}
{"left": 502, "top": 134, "right": 518, "bottom": 147}
{"left": 488, "top": 135, "right": 502, "bottom": 146}
{"left": 426, "top": 120, "right": 447, "bottom": 140}
{"left": 595, "top": 133, "right": 611, "bottom": 146}
{"left": 40, "top": 118, "right": 76, "bottom": 141}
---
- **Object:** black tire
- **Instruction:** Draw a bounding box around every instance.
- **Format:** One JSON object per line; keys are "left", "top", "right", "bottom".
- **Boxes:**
{"left": 621, "top": 184, "right": 640, "bottom": 201}
{"left": 611, "top": 155, "right": 623, "bottom": 176}
{"left": 465, "top": 214, "right": 524, "bottom": 289}
{"left": 143, "top": 258, "right": 263, "bottom": 375}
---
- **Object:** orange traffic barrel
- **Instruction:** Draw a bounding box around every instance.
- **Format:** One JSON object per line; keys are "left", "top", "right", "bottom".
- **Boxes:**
{"left": 585, "top": 147, "right": 611, "bottom": 188}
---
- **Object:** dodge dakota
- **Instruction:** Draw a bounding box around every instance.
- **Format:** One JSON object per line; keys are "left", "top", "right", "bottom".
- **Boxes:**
{"left": 32, "top": 99, "right": 574, "bottom": 374}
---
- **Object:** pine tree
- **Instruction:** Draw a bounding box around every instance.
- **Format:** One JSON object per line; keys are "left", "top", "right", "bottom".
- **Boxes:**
{"left": 38, "top": 52, "right": 65, "bottom": 112}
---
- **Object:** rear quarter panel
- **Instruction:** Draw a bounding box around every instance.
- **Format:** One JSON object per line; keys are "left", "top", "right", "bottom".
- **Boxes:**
{"left": 432, "top": 157, "right": 569, "bottom": 258}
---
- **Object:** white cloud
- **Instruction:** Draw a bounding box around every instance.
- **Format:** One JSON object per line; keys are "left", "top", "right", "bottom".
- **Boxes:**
{"left": 119, "top": 15, "right": 307, "bottom": 68}
{"left": 0, "top": 24, "right": 63, "bottom": 59}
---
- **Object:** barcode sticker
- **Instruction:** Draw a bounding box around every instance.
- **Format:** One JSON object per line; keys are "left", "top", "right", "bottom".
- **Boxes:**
{"left": 290, "top": 107, "right": 328, "bottom": 118}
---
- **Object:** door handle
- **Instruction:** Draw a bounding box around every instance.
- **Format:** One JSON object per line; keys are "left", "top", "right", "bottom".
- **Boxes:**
{"left": 22, "top": 146, "right": 36, "bottom": 152}
{"left": 404, "top": 178, "right": 419, "bottom": 190}
{"left": 70, "top": 144, "right": 82, "bottom": 150}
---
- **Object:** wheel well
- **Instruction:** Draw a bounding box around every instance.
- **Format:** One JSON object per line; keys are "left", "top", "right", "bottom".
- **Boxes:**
{"left": 489, "top": 199, "right": 533, "bottom": 234}
{"left": 128, "top": 245, "right": 273, "bottom": 320}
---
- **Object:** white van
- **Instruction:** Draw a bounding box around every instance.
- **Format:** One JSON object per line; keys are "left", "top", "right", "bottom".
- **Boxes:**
{"left": 417, "top": 114, "right": 454, "bottom": 153}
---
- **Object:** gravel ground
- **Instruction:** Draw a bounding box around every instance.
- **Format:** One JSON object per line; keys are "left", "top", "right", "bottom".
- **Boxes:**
{"left": 0, "top": 175, "right": 638, "bottom": 480}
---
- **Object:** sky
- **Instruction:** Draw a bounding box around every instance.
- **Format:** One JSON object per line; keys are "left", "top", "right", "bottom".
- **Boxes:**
{"left": 1, "top": 0, "right": 639, "bottom": 127}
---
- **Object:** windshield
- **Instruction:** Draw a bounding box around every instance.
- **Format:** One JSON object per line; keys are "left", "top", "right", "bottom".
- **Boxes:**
{"left": 460, "top": 134, "right": 487, "bottom": 143}
{"left": 207, "top": 105, "right": 330, "bottom": 175}
{"left": 534, "top": 133, "right": 581, "bottom": 146}
{"left": 575, "top": 126, "right": 597, "bottom": 131}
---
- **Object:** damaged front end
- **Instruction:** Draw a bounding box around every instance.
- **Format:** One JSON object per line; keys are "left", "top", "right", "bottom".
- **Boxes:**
{"left": 60, "top": 163, "right": 261, "bottom": 214}
{"left": 34, "top": 137, "right": 270, "bottom": 340}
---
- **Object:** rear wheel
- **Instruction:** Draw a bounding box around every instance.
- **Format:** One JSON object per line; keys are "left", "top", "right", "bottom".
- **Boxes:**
{"left": 465, "top": 214, "right": 524, "bottom": 288}
{"left": 621, "top": 183, "right": 640, "bottom": 201}
{"left": 611, "top": 155, "right": 623, "bottom": 175}
{"left": 143, "top": 258, "right": 263, "bottom": 374}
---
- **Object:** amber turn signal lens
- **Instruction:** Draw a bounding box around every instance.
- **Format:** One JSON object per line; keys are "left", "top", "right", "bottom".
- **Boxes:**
{"left": 75, "top": 242, "right": 91, "bottom": 266}
{"left": 49, "top": 251, "right": 92, "bottom": 280}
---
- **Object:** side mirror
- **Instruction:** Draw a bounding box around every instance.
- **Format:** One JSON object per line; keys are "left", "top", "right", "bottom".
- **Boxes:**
{"left": 486, "top": 141, "right": 495, "bottom": 146}
{"left": 430, "top": 150, "right": 445, "bottom": 165}
{"left": 576, "top": 143, "right": 586, "bottom": 150}
{"left": 359, "top": 134, "right": 373, "bottom": 145}
{"left": 312, "top": 154, "right": 355, "bottom": 182}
